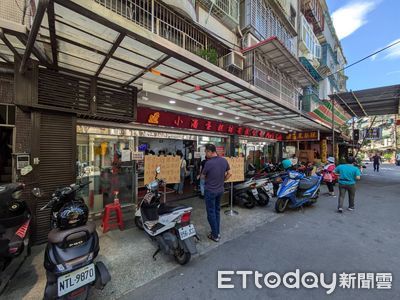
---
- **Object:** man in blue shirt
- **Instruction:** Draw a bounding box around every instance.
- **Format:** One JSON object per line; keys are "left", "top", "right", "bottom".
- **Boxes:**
{"left": 334, "top": 157, "right": 361, "bottom": 213}
{"left": 202, "top": 144, "right": 231, "bottom": 242}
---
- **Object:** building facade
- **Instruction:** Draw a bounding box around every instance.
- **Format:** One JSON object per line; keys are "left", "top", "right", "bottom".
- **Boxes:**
{"left": 0, "top": 0, "right": 345, "bottom": 242}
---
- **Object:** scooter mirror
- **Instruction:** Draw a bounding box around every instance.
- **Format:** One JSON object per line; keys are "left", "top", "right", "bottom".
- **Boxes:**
{"left": 156, "top": 166, "right": 161, "bottom": 174}
{"left": 32, "top": 188, "right": 42, "bottom": 197}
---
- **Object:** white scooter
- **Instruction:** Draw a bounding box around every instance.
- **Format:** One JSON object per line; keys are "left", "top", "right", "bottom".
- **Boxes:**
{"left": 134, "top": 167, "right": 197, "bottom": 265}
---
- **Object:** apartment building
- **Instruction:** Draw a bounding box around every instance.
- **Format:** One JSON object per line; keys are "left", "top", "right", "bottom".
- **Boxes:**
{"left": 298, "top": 0, "right": 348, "bottom": 122}
{"left": 0, "top": 0, "right": 335, "bottom": 241}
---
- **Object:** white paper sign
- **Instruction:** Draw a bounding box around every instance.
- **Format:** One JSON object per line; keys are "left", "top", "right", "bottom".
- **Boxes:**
{"left": 194, "top": 152, "right": 201, "bottom": 159}
{"left": 132, "top": 152, "right": 144, "bottom": 161}
{"left": 20, "top": 165, "right": 33, "bottom": 176}
{"left": 121, "top": 150, "right": 131, "bottom": 162}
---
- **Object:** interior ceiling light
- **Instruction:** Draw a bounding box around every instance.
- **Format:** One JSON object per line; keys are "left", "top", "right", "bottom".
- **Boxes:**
{"left": 169, "top": 100, "right": 176, "bottom": 104}
{"left": 272, "top": 125, "right": 276, "bottom": 128}
{"left": 197, "top": 107, "right": 203, "bottom": 111}
{"left": 281, "top": 128, "right": 285, "bottom": 130}
{"left": 218, "top": 112, "right": 224, "bottom": 116}
{"left": 260, "top": 122, "right": 264, "bottom": 125}
{"left": 235, "top": 117, "right": 240, "bottom": 120}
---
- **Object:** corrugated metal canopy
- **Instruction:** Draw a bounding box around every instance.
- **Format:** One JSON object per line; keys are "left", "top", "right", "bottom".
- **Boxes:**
{"left": 0, "top": 0, "right": 331, "bottom": 133}
{"left": 330, "top": 84, "right": 400, "bottom": 117}
{"left": 243, "top": 37, "right": 318, "bottom": 87}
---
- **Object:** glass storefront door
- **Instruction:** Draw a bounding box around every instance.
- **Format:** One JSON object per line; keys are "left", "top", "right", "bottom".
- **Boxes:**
{"left": 77, "top": 133, "right": 135, "bottom": 214}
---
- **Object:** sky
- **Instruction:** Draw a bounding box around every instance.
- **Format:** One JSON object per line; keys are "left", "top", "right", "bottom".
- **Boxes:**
{"left": 326, "top": 0, "right": 400, "bottom": 91}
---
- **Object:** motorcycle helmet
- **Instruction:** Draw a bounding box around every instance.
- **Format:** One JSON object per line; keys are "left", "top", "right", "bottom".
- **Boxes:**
{"left": 282, "top": 159, "right": 293, "bottom": 170}
{"left": 57, "top": 201, "right": 88, "bottom": 230}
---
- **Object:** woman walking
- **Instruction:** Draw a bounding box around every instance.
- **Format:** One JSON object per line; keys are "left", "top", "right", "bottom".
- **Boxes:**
{"left": 323, "top": 157, "right": 337, "bottom": 196}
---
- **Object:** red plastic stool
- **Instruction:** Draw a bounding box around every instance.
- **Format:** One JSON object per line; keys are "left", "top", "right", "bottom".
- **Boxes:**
{"left": 102, "top": 192, "right": 124, "bottom": 233}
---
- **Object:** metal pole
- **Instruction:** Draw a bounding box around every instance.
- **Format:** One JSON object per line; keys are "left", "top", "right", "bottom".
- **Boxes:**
{"left": 331, "top": 97, "right": 336, "bottom": 160}
{"left": 224, "top": 182, "right": 238, "bottom": 216}
{"left": 352, "top": 117, "right": 355, "bottom": 155}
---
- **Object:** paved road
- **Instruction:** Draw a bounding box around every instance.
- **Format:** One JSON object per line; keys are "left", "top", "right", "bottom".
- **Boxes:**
{"left": 121, "top": 164, "right": 400, "bottom": 300}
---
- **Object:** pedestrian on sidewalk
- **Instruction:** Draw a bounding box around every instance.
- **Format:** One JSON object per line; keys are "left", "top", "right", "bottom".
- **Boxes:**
{"left": 201, "top": 144, "right": 231, "bottom": 242}
{"left": 372, "top": 152, "right": 382, "bottom": 172}
{"left": 197, "top": 157, "right": 208, "bottom": 199}
{"left": 323, "top": 156, "right": 337, "bottom": 196}
{"left": 334, "top": 156, "right": 361, "bottom": 213}
{"left": 174, "top": 150, "right": 187, "bottom": 195}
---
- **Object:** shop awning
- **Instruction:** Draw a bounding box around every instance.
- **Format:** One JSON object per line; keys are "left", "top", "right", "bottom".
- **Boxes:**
{"left": 330, "top": 84, "right": 400, "bottom": 117}
{"left": 243, "top": 37, "right": 318, "bottom": 87}
{"left": 308, "top": 101, "right": 352, "bottom": 128}
{"left": 0, "top": 0, "right": 329, "bottom": 133}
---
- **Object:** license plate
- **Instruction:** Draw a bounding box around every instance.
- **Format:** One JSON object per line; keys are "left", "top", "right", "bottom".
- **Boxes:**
{"left": 251, "top": 188, "right": 259, "bottom": 196}
{"left": 57, "top": 263, "right": 96, "bottom": 297}
{"left": 178, "top": 224, "right": 196, "bottom": 240}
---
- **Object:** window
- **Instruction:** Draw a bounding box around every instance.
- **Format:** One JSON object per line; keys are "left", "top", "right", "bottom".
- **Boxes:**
{"left": 0, "top": 104, "right": 16, "bottom": 126}
{"left": 301, "top": 15, "right": 321, "bottom": 60}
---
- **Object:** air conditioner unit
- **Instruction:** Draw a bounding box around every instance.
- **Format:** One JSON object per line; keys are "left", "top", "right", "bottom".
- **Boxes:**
{"left": 245, "top": 33, "right": 259, "bottom": 48}
{"left": 220, "top": 51, "right": 244, "bottom": 70}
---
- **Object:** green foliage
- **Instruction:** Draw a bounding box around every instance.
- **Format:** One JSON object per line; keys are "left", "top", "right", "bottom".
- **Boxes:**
{"left": 383, "top": 153, "right": 392, "bottom": 160}
{"left": 197, "top": 48, "right": 218, "bottom": 65}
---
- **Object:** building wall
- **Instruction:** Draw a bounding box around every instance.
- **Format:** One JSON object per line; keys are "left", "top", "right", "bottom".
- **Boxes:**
{"left": 0, "top": 0, "right": 32, "bottom": 25}
{"left": 197, "top": 7, "right": 238, "bottom": 49}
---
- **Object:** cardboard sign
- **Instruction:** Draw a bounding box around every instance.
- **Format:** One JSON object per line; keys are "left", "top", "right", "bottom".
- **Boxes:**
{"left": 144, "top": 155, "right": 181, "bottom": 184}
{"left": 225, "top": 157, "right": 245, "bottom": 183}
{"left": 132, "top": 152, "right": 144, "bottom": 161}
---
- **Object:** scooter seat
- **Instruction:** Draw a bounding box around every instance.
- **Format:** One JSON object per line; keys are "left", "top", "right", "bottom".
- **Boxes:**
{"left": 48, "top": 221, "right": 96, "bottom": 245}
{"left": 158, "top": 204, "right": 187, "bottom": 215}
{"left": 299, "top": 176, "right": 320, "bottom": 190}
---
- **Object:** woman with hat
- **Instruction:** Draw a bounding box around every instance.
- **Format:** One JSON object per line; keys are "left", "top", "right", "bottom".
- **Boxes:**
{"left": 323, "top": 157, "right": 337, "bottom": 196}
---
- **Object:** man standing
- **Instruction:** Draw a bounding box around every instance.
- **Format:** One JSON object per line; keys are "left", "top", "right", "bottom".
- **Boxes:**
{"left": 334, "top": 156, "right": 361, "bottom": 213}
{"left": 201, "top": 144, "right": 231, "bottom": 242}
{"left": 372, "top": 153, "right": 382, "bottom": 172}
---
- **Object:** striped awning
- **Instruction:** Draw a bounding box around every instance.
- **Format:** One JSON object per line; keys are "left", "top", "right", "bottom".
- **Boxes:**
{"left": 308, "top": 101, "right": 351, "bottom": 127}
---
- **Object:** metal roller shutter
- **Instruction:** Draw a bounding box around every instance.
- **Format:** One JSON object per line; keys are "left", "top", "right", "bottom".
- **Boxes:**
{"left": 34, "top": 112, "right": 76, "bottom": 244}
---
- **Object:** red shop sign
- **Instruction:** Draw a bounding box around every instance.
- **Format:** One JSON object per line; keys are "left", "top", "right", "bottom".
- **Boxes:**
{"left": 137, "top": 107, "right": 283, "bottom": 140}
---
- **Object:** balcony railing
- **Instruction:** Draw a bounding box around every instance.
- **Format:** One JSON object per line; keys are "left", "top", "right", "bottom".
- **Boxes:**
{"left": 197, "top": 0, "right": 239, "bottom": 25}
{"left": 301, "top": 0, "right": 324, "bottom": 35}
{"left": 243, "top": 0, "right": 297, "bottom": 56}
{"left": 243, "top": 51, "right": 300, "bottom": 108}
{"left": 94, "top": 0, "right": 230, "bottom": 63}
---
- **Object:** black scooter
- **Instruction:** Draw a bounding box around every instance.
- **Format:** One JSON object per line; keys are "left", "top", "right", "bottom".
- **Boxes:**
{"left": 34, "top": 182, "right": 110, "bottom": 299}
{"left": 0, "top": 183, "right": 31, "bottom": 294}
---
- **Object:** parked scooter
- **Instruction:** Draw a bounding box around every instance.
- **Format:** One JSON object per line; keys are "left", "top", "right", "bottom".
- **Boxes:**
{"left": 0, "top": 183, "right": 31, "bottom": 293}
{"left": 35, "top": 181, "right": 111, "bottom": 299}
{"left": 275, "top": 170, "right": 322, "bottom": 213}
{"left": 135, "top": 167, "right": 197, "bottom": 265}
{"left": 234, "top": 176, "right": 272, "bottom": 209}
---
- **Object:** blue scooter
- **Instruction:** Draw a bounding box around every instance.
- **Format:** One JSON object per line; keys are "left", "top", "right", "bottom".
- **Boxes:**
{"left": 275, "top": 170, "right": 322, "bottom": 213}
